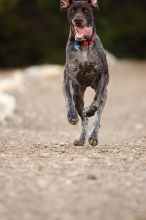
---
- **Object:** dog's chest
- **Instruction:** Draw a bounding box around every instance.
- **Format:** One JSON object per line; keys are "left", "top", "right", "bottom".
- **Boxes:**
{"left": 74, "top": 48, "right": 98, "bottom": 86}
{"left": 74, "top": 47, "right": 94, "bottom": 64}
{"left": 79, "top": 48, "right": 88, "bottom": 63}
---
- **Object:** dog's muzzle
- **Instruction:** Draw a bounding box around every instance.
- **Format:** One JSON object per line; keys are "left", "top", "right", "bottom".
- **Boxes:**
{"left": 73, "top": 18, "right": 84, "bottom": 27}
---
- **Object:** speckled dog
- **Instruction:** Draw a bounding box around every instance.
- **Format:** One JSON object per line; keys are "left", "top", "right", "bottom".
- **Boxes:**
{"left": 61, "top": 0, "right": 109, "bottom": 146}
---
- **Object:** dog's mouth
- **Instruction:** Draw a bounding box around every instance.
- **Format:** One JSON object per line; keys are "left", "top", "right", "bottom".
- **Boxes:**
{"left": 73, "top": 26, "right": 93, "bottom": 41}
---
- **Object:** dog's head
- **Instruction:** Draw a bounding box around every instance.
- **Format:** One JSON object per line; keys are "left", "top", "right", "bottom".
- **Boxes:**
{"left": 60, "top": 0, "right": 98, "bottom": 39}
{"left": 60, "top": 0, "right": 98, "bottom": 26}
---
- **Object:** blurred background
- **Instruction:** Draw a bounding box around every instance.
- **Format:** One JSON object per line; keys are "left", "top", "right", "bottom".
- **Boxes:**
{"left": 0, "top": 0, "right": 146, "bottom": 67}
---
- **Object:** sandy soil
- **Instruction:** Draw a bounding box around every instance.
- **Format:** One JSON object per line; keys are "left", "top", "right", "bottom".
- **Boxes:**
{"left": 0, "top": 60, "right": 146, "bottom": 220}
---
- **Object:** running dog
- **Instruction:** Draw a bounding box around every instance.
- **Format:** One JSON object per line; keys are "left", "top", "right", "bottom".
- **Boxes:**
{"left": 61, "top": 0, "right": 109, "bottom": 146}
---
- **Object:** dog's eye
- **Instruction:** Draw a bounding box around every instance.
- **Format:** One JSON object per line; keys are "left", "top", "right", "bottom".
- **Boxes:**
{"left": 71, "top": 8, "right": 76, "bottom": 13}
{"left": 83, "top": 8, "right": 88, "bottom": 13}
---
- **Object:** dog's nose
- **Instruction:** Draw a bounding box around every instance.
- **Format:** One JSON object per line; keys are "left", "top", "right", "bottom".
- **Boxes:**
{"left": 74, "top": 18, "right": 83, "bottom": 26}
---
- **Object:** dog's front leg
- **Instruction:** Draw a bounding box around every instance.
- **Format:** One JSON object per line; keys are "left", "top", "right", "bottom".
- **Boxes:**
{"left": 72, "top": 84, "right": 88, "bottom": 146}
{"left": 63, "top": 70, "right": 79, "bottom": 125}
{"left": 83, "top": 73, "right": 109, "bottom": 118}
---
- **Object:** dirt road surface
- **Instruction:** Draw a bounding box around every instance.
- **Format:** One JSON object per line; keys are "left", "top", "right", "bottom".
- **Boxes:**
{"left": 0, "top": 60, "right": 146, "bottom": 220}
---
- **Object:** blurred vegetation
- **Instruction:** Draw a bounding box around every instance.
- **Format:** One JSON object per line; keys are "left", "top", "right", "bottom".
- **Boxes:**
{"left": 0, "top": 0, "right": 146, "bottom": 67}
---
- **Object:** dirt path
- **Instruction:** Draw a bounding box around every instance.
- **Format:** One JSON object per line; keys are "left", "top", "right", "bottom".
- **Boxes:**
{"left": 0, "top": 61, "right": 146, "bottom": 220}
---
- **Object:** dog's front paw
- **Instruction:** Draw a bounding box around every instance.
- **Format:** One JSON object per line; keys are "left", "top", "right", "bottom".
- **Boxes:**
{"left": 68, "top": 111, "right": 79, "bottom": 125}
{"left": 83, "top": 105, "right": 97, "bottom": 117}
{"left": 88, "top": 137, "right": 98, "bottom": 146}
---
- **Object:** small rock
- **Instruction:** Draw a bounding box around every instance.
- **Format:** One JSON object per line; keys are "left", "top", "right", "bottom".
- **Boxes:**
{"left": 87, "top": 174, "right": 97, "bottom": 181}
{"left": 38, "top": 153, "right": 49, "bottom": 158}
{"left": 60, "top": 143, "right": 66, "bottom": 146}
{"left": 60, "top": 150, "right": 66, "bottom": 153}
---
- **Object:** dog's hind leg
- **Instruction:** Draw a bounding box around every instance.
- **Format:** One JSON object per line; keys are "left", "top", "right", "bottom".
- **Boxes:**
{"left": 88, "top": 88, "right": 107, "bottom": 146}
{"left": 72, "top": 84, "right": 88, "bottom": 146}
{"left": 74, "top": 116, "right": 88, "bottom": 146}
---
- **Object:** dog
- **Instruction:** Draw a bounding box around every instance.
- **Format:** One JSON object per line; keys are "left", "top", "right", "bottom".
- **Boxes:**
{"left": 61, "top": 0, "right": 109, "bottom": 146}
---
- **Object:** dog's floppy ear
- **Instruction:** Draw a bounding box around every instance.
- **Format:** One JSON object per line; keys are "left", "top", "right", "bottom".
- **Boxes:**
{"left": 89, "top": 0, "right": 98, "bottom": 8}
{"left": 60, "top": 0, "right": 71, "bottom": 9}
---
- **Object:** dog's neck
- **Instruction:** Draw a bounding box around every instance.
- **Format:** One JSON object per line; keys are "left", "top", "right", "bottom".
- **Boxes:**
{"left": 69, "top": 25, "right": 96, "bottom": 49}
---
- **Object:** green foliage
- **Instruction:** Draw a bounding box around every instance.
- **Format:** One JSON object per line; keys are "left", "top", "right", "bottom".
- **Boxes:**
{"left": 0, "top": 0, "right": 146, "bottom": 67}
{"left": 97, "top": 0, "right": 146, "bottom": 58}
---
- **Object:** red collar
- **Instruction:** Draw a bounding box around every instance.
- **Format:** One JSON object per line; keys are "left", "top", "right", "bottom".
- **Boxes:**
{"left": 69, "top": 28, "right": 96, "bottom": 48}
{"left": 82, "top": 33, "right": 95, "bottom": 47}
